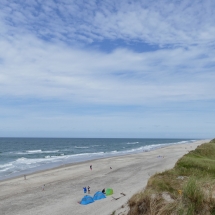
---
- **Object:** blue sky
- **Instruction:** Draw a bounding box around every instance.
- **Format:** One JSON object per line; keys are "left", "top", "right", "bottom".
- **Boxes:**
{"left": 0, "top": 0, "right": 215, "bottom": 138}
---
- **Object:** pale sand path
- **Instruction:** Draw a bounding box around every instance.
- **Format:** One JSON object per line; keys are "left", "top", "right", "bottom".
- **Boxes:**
{"left": 0, "top": 140, "right": 209, "bottom": 215}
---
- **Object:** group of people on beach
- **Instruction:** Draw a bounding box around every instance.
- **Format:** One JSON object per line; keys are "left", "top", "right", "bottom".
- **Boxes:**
{"left": 83, "top": 186, "right": 106, "bottom": 195}
{"left": 81, "top": 165, "right": 92, "bottom": 194}
{"left": 23, "top": 164, "right": 112, "bottom": 193}
{"left": 83, "top": 186, "right": 90, "bottom": 194}
{"left": 83, "top": 165, "right": 112, "bottom": 195}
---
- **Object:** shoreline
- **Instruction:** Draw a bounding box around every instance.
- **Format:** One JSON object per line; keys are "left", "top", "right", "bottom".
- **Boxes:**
{"left": 0, "top": 139, "right": 201, "bottom": 182}
{"left": 0, "top": 139, "right": 209, "bottom": 215}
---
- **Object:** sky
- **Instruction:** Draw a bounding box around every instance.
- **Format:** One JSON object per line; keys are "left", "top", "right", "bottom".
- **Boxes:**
{"left": 0, "top": 0, "right": 215, "bottom": 138}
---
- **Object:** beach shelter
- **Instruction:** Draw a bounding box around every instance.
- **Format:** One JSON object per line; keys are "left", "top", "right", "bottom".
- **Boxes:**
{"left": 93, "top": 191, "right": 106, "bottom": 201}
{"left": 105, "top": 188, "right": 113, "bottom": 196}
{"left": 80, "top": 195, "right": 94, "bottom": 205}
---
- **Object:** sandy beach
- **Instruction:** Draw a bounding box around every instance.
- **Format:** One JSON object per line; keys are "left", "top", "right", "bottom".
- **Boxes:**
{"left": 0, "top": 140, "right": 208, "bottom": 215}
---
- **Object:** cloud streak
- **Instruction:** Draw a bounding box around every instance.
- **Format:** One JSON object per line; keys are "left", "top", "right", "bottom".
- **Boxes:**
{"left": 0, "top": 36, "right": 215, "bottom": 105}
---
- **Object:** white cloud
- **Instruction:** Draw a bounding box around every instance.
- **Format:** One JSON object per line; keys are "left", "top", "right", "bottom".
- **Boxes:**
{"left": 0, "top": 35, "right": 215, "bottom": 106}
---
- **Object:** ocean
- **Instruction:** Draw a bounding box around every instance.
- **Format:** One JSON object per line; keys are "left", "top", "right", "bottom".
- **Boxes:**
{"left": 0, "top": 138, "right": 198, "bottom": 181}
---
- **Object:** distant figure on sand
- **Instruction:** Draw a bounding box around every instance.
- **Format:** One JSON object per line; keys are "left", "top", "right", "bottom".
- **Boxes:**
{"left": 88, "top": 186, "right": 90, "bottom": 194}
{"left": 24, "top": 175, "right": 26, "bottom": 180}
{"left": 42, "top": 184, "right": 45, "bottom": 191}
{"left": 90, "top": 165, "right": 92, "bottom": 170}
{"left": 83, "top": 187, "right": 87, "bottom": 193}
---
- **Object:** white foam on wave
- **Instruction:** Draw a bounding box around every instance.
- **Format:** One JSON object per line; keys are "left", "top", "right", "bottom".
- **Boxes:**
{"left": 168, "top": 140, "right": 197, "bottom": 145}
{"left": 75, "top": 146, "right": 89, "bottom": 149}
{"left": 17, "top": 157, "right": 27, "bottom": 161}
{"left": 0, "top": 167, "right": 12, "bottom": 172}
{"left": 68, "top": 152, "right": 105, "bottom": 157}
{"left": 110, "top": 150, "right": 117, "bottom": 153}
{"left": 0, "top": 151, "right": 107, "bottom": 178}
{"left": 117, "top": 142, "right": 177, "bottom": 155}
{"left": 175, "top": 141, "right": 188, "bottom": 144}
{"left": 127, "top": 142, "right": 139, "bottom": 145}
{"left": 26, "top": 150, "right": 42, "bottom": 153}
{"left": 0, "top": 163, "right": 13, "bottom": 168}
{"left": 0, "top": 163, "right": 14, "bottom": 173}
{"left": 45, "top": 155, "right": 64, "bottom": 158}
{"left": 13, "top": 150, "right": 60, "bottom": 155}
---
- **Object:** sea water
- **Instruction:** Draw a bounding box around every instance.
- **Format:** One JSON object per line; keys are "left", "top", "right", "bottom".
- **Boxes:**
{"left": 0, "top": 138, "right": 197, "bottom": 181}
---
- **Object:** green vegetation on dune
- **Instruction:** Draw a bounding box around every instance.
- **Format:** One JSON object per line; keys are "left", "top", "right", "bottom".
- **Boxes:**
{"left": 128, "top": 139, "right": 215, "bottom": 215}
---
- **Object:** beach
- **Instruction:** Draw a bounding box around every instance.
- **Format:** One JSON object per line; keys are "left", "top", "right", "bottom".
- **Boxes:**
{"left": 0, "top": 140, "right": 208, "bottom": 215}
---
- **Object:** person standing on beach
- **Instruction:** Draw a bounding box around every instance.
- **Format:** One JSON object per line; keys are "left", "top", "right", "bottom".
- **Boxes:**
{"left": 24, "top": 175, "right": 26, "bottom": 180}
{"left": 90, "top": 165, "right": 92, "bottom": 170}
{"left": 83, "top": 187, "right": 87, "bottom": 194}
{"left": 88, "top": 186, "right": 90, "bottom": 194}
{"left": 42, "top": 184, "right": 45, "bottom": 191}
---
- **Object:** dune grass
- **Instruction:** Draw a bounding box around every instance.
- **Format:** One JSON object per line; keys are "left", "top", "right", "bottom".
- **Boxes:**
{"left": 128, "top": 139, "right": 215, "bottom": 215}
